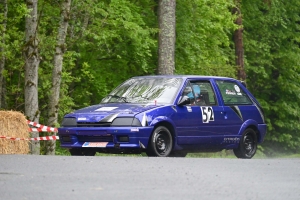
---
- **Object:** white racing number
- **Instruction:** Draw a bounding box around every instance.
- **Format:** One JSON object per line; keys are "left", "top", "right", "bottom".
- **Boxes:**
{"left": 201, "top": 107, "right": 214, "bottom": 123}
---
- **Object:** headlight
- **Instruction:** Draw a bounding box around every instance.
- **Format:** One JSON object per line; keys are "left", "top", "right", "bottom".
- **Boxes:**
{"left": 61, "top": 118, "right": 77, "bottom": 127}
{"left": 111, "top": 117, "right": 142, "bottom": 127}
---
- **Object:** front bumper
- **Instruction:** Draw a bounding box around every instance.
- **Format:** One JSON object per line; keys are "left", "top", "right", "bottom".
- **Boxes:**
{"left": 58, "top": 126, "right": 153, "bottom": 150}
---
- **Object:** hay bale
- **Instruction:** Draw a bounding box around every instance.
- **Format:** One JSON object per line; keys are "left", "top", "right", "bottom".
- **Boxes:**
{"left": 0, "top": 111, "right": 30, "bottom": 154}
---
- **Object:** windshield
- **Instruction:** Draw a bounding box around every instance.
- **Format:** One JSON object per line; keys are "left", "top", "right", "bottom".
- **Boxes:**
{"left": 101, "top": 77, "right": 183, "bottom": 104}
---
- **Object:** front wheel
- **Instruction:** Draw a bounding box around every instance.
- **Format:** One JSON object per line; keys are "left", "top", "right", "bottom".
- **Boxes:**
{"left": 233, "top": 128, "right": 257, "bottom": 159}
{"left": 146, "top": 126, "right": 173, "bottom": 157}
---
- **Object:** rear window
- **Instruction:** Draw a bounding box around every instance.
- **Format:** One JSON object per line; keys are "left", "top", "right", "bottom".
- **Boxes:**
{"left": 216, "top": 80, "right": 252, "bottom": 105}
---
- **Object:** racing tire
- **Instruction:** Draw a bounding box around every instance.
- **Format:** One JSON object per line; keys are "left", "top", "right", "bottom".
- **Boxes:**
{"left": 69, "top": 148, "right": 96, "bottom": 156}
{"left": 146, "top": 126, "right": 173, "bottom": 157}
{"left": 233, "top": 128, "right": 257, "bottom": 159}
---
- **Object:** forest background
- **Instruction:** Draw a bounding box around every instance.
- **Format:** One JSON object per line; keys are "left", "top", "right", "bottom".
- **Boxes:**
{"left": 0, "top": 0, "right": 300, "bottom": 156}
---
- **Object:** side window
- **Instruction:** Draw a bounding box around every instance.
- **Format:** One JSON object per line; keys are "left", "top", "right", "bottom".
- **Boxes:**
{"left": 216, "top": 80, "right": 252, "bottom": 105}
{"left": 190, "top": 81, "right": 217, "bottom": 106}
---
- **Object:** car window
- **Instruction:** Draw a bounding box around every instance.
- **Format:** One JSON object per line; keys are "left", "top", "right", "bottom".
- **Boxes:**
{"left": 182, "top": 81, "right": 217, "bottom": 106}
{"left": 192, "top": 81, "right": 217, "bottom": 106}
{"left": 216, "top": 80, "right": 252, "bottom": 105}
{"left": 101, "top": 77, "right": 183, "bottom": 104}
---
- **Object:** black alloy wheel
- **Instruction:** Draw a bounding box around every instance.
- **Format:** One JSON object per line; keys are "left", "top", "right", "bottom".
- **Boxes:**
{"left": 146, "top": 126, "right": 173, "bottom": 157}
{"left": 233, "top": 128, "right": 257, "bottom": 159}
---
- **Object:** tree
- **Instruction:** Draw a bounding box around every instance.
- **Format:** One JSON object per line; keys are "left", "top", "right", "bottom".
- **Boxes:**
{"left": 24, "top": 0, "right": 40, "bottom": 154}
{"left": 233, "top": 0, "right": 246, "bottom": 81}
{"left": 46, "top": 0, "right": 71, "bottom": 155}
{"left": 0, "top": 0, "right": 7, "bottom": 109}
{"left": 2, "top": 0, "right": 300, "bottom": 156}
{"left": 157, "top": 0, "right": 176, "bottom": 75}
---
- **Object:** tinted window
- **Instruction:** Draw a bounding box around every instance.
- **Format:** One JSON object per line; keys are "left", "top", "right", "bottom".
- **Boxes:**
{"left": 216, "top": 80, "right": 252, "bottom": 105}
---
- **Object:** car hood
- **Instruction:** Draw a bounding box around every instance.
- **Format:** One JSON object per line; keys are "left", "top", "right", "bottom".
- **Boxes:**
{"left": 64, "top": 103, "right": 164, "bottom": 122}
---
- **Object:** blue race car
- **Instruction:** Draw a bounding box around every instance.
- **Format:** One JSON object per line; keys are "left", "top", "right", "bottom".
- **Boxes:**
{"left": 58, "top": 75, "right": 267, "bottom": 158}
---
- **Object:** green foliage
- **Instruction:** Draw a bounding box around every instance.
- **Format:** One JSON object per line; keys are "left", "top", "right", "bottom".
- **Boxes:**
{"left": 175, "top": 0, "right": 237, "bottom": 77}
{"left": 2, "top": 0, "right": 27, "bottom": 110}
{"left": 242, "top": 0, "right": 300, "bottom": 152}
{"left": 61, "top": 0, "right": 158, "bottom": 109}
{"left": 1, "top": 0, "right": 300, "bottom": 155}
{"left": 55, "top": 141, "right": 71, "bottom": 155}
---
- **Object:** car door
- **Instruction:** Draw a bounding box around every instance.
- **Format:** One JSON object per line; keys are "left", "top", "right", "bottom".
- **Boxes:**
{"left": 214, "top": 80, "right": 259, "bottom": 140}
{"left": 173, "top": 79, "right": 225, "bottom": 145}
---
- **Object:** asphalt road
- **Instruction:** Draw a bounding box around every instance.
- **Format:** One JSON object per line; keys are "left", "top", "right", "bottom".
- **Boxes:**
{"left": 0, "top": 155, "right": 300, "bottom": 200}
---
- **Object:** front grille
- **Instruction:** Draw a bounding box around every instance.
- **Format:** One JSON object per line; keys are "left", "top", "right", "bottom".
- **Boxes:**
{"left": 77, "top": 135, "right": 113, "bottom": 142}
{"left": 77, "top": 122, "right": 111, "bottom": 127}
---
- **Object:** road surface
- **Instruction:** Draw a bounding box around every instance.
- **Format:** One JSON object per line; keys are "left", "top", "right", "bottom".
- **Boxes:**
{"left": 0, "top": 155, "right": 300, "bottom": 200}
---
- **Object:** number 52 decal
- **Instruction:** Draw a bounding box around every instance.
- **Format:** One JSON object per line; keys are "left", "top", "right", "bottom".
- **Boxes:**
{"left": 201, "top": 107, "right": 214, "bottom": 123}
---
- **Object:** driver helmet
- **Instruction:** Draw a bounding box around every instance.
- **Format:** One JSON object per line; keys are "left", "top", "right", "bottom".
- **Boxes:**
{"left": 187, "top": 85, "right": 201, "bottom": 98}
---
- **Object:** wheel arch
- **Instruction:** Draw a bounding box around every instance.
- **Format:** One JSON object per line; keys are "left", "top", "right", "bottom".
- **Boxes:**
{"left": 151, "top": 120, "right": 177, "bottom": 149}
{"left": 239, "top": 120, "right": 262, "bottom": 142}
{"left": 246, "top": 125, "right": 260, "bottom": 142}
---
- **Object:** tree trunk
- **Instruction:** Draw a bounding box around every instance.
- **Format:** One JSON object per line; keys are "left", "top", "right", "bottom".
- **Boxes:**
{"left": 233, "top": 1, "right": 246, "bottom": 81}
{"left": 24, "top": 0, "right": 40, "bottom": 155}
{"left": 157, "top": 0, "right": 176, "bottom": 75}
{"left": 46, "top": 0, "right": 71, "bottom": 155}
{"left": 0, "top": 0, "right": 7, "bottom": 109}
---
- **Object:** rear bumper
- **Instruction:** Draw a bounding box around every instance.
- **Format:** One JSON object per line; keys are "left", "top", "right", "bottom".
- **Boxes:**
{"left": 58, "top": 126, "right": 153, "bottom": 150}
{"left": 258, "top": 124, "right": 267, "bottom": 143}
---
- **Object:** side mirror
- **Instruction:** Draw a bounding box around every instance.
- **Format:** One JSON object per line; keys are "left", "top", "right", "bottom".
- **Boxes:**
{"left": 178, "top": 96, "right": 191, "bottom": 106}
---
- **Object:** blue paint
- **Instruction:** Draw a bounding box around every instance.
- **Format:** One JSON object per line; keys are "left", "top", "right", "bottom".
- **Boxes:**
{"left": 58, "top": 75, "right": 267, "bottom": 157}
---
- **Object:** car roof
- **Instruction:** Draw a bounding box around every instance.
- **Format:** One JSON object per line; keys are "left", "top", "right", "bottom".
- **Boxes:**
{"left": 131, "top": 75, "right": 236, "bottom": 81}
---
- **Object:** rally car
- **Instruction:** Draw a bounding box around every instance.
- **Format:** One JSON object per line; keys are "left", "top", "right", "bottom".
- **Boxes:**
{"left": 58, "top": 75, "right": 267, "bottom": 158}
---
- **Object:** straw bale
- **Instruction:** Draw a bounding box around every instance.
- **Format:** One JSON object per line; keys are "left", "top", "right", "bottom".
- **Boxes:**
{"left": 0, "top": 111, "right": 30, "bottom": 154}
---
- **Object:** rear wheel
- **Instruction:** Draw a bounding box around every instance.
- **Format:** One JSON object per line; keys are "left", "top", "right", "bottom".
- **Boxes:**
{"left": 146, "top": 126, "right": 173, "bottom": 157}
{"left": 233, "top": 128, "right": 257, "bottom": 159}
{"left": 69, "top": 148, "right": 96, "bottom": 156}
